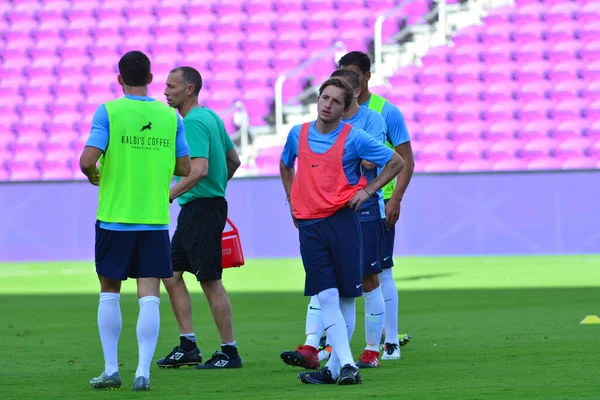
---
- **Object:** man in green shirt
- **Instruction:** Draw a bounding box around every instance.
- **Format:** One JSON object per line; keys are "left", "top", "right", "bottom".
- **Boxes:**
{"left": 157, "top": 66, "right": 242, "bottom": 370}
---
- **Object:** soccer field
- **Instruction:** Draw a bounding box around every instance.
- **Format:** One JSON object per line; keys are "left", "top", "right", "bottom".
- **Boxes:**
{"left": 0, "top": 255, "right": 598, "bottom": 400}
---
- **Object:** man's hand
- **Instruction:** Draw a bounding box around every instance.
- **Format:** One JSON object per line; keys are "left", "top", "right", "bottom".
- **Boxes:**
{"left": 348, "top": 189, "right": 370, "bottom": 211}
{"left": 385, "top": 199, "right": 401, "bottom": 230}
{"left": 88, "top": 171, "right": 99, "bottom": 186}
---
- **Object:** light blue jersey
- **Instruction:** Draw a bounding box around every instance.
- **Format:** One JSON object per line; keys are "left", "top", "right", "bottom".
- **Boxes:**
{"left": 343, "top": 107, "right": 387, "bottom": 222}
{"left": 86, "top": 94, "right": 190, "bottom": 231}
{"left": 281, "top": 120, "right": 394, "bottom": 227}
{"left": 362, "top": 97, "right": 410, "bottom": 146}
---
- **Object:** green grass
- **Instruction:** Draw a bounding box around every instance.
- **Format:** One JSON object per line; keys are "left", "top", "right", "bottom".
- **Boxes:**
{"left": 0, "top": 255, "right": 599, "bottom": 399}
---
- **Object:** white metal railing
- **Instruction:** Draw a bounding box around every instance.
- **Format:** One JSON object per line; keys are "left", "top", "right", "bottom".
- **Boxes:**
{"left": 221, "top": 101, "right": 250, "bottom": 155}
{"left": 274, "top": 41, "right": 347, "bottom": 136}
{"left": 373, "top": 0, "right": 417, "bottom": 74}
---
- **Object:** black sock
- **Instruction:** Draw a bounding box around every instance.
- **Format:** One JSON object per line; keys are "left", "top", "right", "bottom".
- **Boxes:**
{"left": 180, "top": 336, "right": 197, "bottom": 352}
{"left": 221, "top": 344, "right": 238, "bottom": 359}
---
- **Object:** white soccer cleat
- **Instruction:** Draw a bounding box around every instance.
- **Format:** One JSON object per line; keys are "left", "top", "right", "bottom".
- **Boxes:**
{"left": 381, "top": 343, "right": 401, "bottom": 360}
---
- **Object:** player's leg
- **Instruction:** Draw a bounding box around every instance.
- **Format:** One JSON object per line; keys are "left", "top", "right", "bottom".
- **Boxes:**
{"left": 90, "top": 222, "right": 135, "bottom": 390}
{"left": 130, "top": 229, "right": 172, "bottom": 391}
{"left": 156, "top": 217, "right": 202, "bottom": 368}
{"left": 191, "top": 198, "right": 242, "bottom": 369}
{"left": 280, "top": 294, "right": 322, "bottom": 369}
{"left": 379, "top": 217, "right": 409, "bottom": 360}
{"left": 357, "top": 218, "right": 386, "bottom": 368}
{"left": 328, "top": 208, "right": 362, "bottom": 385}
{"left": 296, "top": 218, "right": 344, "bottom": 384}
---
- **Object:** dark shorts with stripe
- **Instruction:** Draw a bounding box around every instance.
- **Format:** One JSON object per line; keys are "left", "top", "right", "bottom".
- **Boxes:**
{"left": 299, "top": 207, "right": 363, "bottom": 298}
{"left": 95, "top": 221, "right": 173, "bottom": 281}
{"left": 171, "top": 197, "right": 228, "bottom": 282}
{"left": 361, "top": 218, "right": 386, "bottom": 275}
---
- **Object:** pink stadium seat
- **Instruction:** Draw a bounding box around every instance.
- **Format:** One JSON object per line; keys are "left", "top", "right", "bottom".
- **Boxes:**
{"left": 553, "top": 137, "right": 593, "bottom": 158}
{"left": 518, "top": 119, "right": 554, "bottom": 139}
{"left": 244, "top": 0, "right": 274, "bottom": 14}
{"left": 40, "top": 160, "right": 74, "bottom": 180}
{"left": 1, "top": 0, "right": 597, "bottom": 179}
{"left": 561, "top": 157, "right": 598, "bottom": 169}
{"left": 527, "top": 157, "right": 562, "bottom": 170}
{"left": 552, "top": 119, "right": 589, "bottom": 139}
{"left": 6, "top": 160, "right": 41, "bottom": 181}
{"left": 485, "top": 139, "right": 523, "bottom": 160}
{"left": 519, "top": 138, "right": 557, "bottom": 159}
{"left": 2, "top": 30, "right": 35, "bottom": 49}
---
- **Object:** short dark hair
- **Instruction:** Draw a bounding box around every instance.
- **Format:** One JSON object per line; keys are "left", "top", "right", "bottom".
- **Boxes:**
{"left": 330, "top": 69, "right": 360, "bottom": 90}
{"left": 338, "top": 51, "right": 371, "bottom": 74}
{"left": 171, "top": 66, "right": 203, "bottom": 96}
{"left": 118, "top": 51, "right": 151, "bottom": 87}
{"left": 318, "top": 78, "right": 354, "bottom": 109}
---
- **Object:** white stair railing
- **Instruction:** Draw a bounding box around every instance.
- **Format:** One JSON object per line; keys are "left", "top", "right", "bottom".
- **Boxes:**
{"left": 273, "top": 41, "right": 347, "bottom": 136}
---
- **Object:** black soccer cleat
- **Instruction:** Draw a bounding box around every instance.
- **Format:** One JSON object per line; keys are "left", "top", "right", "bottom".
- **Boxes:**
{"left": 156, "top": 346, "right": 202, "bottom": 368}
{"left": 298, "top": 366, "right": 337, "bottom": 384}
{"left": 195, "top": 351, "right": 242, "bottom": 369}
{"left": 338, "top": 364, "right": 362, "bottom": 385}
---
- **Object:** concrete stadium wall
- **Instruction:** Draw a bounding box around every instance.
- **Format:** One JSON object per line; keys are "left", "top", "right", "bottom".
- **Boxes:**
{"left": 0, "top": 170, "right": 598, "bottom": 262}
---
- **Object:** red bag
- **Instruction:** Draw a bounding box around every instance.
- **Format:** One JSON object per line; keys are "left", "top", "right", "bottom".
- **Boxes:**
{"left": 222, "top": 218, "right": 244, "bottom": 269}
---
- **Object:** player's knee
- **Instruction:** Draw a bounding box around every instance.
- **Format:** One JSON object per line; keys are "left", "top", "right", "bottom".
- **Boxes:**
{"left": 137, "top": 277, "right": 160, "bottom": 298}
{"left": 317, "top": 288, "right": 339, "bottom": 309}
{"left": 379, "top": 268, "right": 394, "bottom": 283}
{"left": 99, "top": 276, "right": 121, "bottom": 293}
{"left": 162, "top": 273, "right": 185, "bottom": 292}
{"left": 362, "top": 273, "right": 380, "bottom": 292}
{"left": 200, "top": 279, "right": 226, "bottom": 299}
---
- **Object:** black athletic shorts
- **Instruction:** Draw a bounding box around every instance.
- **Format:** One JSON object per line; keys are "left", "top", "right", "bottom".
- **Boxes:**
{"left": 171, "top": 197, "right": 228, "bottom": 281}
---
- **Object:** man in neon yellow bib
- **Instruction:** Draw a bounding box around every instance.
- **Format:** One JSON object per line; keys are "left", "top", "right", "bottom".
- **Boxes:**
{"left": 339, "top": 51, "right": 415, "bottom": 361}
{"left": 79, "top": 51, "right": 191, "bottom": 391}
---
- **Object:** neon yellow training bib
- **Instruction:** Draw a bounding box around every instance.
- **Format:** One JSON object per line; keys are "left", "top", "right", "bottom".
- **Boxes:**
{"left": 97, "top": 98, "right": 177, "bottom": 224}
{"left": 368, "top": 93, "right": 396, "bottom": 200}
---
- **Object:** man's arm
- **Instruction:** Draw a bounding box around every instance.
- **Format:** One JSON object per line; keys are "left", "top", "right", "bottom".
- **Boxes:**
{"left": 226, "top": 148, "right": 241, "bottom": 180}
{"left": 280, "top": 159, "right": 295, "bottom": 198}
{"left": 173, "top": 114, "right": 192, "bottom": 177}
{"left": 174, "top": 155, "right": 192, "bottom": 177}
{"left": 383, "top": 103, "right": 414, "bottom": 228}
{"left": 348, "top": 129, "right": 405, "bottom": 210}
{"left": 80, "top": 104, "right": 109, "bottom": 186}
{"left": 80, "top": 146, "right": 103, "bottom": 186}
{"left": 169, "top": 117, "right": 208, "bottom": 202}
{"left": 364, "top": 153, "right": 404, "bottom": 198}
{"left": 385, "top": 141, "right": 414, "bottom": 228}
{"left": 279, "top": 127, "right": 300, "bottom": 227}
{"left": 170, "top": 157, "right": 207, "bottom": 201}
{"left": 280, "top": 160, "right": 297, "bottom": 228}
{"left": 350, "top": 153, "right": 404, "bottom": 211}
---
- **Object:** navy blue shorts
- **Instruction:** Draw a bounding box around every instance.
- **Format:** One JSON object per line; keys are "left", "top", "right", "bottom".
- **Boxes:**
{"left": 361, "top": 218, "right": 386, "bottom": 275}
{"left": 95, "top": 221, "right": 173, "bottom": 281}
{"left": 299, "top": 207, "right": 363, "bottom": 298}
{"left": 171, "top": 197, "right": 228, "bottom": 282}
{"left": 382, "top": 199, "right": 395, "bottom": 269}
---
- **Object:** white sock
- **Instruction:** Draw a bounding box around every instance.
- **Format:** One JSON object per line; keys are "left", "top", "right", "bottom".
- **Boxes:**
{"left": 323, "top": 298, "right": 356, "bottom": 378}
{"left": 98, "top": 292, "right": 121, "bottom": 376}
{"left": 304, "top": 295, "right": 323, "bottom": 349}
{"left": 318, "top": 288, "right": 354, "bottom": 375}
{"left": 364, "top": 286, "right": 385, "bottom": 352}
{"left": 380, "top": 268, "right": 399, "bottom": 345}
{"left": 181, "top": 333, "right": 196, "bottom": 342}
{"left": 339, "top": 297, "right": 356, "bottom": 342}
{"left": 221, "top": 341, "right": 237, "bottom": 347}
{"left": 135, "top": 296, "right": 160, "bottom": 379}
